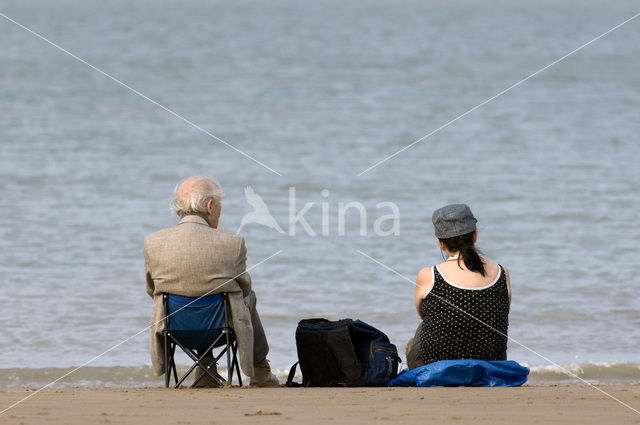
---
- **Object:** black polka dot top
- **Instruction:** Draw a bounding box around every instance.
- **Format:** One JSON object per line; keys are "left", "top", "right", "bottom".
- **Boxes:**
{"left": 418, "top": 264, "right": 509, "bottom": 365}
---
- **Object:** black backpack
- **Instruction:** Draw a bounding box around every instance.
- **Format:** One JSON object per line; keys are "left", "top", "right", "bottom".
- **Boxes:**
{"left": 285, "top": 318, "right": 401, "bottom": 387}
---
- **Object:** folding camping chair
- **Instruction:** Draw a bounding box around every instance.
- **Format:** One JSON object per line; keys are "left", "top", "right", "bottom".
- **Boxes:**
{"left": 163, "top": 293, "right": 242, "bottom": 388}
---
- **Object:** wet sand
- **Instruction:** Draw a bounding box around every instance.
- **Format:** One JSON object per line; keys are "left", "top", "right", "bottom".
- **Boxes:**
{"left": 1, "top": 385, "right": 639, "bottom": 425}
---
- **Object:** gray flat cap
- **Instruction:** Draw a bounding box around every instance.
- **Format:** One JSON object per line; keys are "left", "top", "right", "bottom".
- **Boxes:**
{"left": 432, "top": 204, "right": 477, "bottom": 239}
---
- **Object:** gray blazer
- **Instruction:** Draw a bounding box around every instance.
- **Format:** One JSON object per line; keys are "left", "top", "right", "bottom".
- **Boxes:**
{"left": 144, "top": 215, "right": 255, "bottom": 377}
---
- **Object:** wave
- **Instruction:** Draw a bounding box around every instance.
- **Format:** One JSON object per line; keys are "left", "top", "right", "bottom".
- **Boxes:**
{"left": 0, "top": 362, "right": 638, "bottom": 388}
{"left": 525, "top": 362, "right": 640, "bottom": 385}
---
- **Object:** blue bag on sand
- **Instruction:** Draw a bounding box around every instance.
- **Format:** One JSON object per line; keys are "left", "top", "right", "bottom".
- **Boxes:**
{"left": 388, "top": 359, "right": 529, "bottom": 387}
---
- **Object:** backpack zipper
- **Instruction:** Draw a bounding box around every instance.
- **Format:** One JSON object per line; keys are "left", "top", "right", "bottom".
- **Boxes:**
{"left": 370, "top": 341, "right": 398, "bottom": 356}
{"left": 386, "top": 356, "right": 394, "bottom": 380}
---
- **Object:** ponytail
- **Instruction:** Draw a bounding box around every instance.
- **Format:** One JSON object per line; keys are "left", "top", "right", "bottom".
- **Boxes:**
{"left": 440, "top": 232, "right": 486, "bottom": 277}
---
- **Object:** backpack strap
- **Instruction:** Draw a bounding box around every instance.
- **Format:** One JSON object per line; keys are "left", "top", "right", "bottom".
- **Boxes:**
{"left": 285, "top": 362, "right": 302, "bottom": 387}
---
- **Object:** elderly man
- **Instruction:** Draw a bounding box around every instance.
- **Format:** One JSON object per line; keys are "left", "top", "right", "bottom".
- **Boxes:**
{"left": 144, "top": 176, "right": 279, "bottom": 387}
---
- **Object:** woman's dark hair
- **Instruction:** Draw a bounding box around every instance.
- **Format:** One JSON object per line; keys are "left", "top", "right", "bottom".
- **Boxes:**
{"left": 440, "top": 231, "right": 486, "bottom": 277}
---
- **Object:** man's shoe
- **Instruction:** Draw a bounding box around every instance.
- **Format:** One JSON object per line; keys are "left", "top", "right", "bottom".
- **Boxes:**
{"left": 250, "top": 359, "right": 280, "bottom": 388}
{"left": 250, "top": 372, "right": 280, "bottom": 388}
{"left": 194, "top": 372, "right": 223, "bottom": 388}
{"left": 193, "top": 358, "right": 223, "bottom": 388}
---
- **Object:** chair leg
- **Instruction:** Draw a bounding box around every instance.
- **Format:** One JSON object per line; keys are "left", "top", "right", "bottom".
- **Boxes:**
{"left": 170, "top": 339, "right": 203, "bottom": 388}
{"left": 233, "top": 342, "right": 242, "bottom": 386}
{"left": 164, "top": 328, "right": 243, "bottom": 388}
{"left": 164, "top": 334, "right": 170, "bottom": 388}
{"left": 171, "top": 345, "right": 178, "bottom": 385}
{"left": 165, "top": 340, "right": 179, "bottom": 388}
{"left": 225, "top": 331, "right": 232, "bottom": 384}
{"left": 191, "top": 352, "right": 226, "bottom": 387}
{"left": 173, "top": 339, "right": 226, "bottom": 388}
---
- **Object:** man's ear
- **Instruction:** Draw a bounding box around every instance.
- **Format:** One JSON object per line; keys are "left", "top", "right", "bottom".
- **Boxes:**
{"left": 207, "top": 199, "right": 219, "bottom": 213}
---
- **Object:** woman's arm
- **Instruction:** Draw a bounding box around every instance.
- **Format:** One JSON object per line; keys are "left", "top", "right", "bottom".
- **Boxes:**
{"left": 503, "top": 265, "right": 512, "bottom": 304}
{"left": 414, "top": 267, "right": 434, "bottom": 319}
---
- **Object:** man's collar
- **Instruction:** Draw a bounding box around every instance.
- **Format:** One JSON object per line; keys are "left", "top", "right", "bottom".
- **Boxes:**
{"left": 179, "top": 214, "right": 211, "bottom": 227}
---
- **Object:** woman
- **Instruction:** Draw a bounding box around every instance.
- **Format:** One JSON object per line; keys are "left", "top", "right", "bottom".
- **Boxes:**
{"left": 406, "top": 204, "right": 511, "bottom": 369}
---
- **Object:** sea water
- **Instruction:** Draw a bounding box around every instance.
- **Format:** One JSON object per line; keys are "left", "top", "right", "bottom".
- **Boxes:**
{"left": 1, "top": 0, "right": 639, "bottom": 386}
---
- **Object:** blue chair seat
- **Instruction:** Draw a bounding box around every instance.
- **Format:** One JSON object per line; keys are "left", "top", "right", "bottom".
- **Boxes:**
{"left": 166, "top": 293, "right": 225, "bottom": 331}
{"left": 163, "top": 293, "right": 242, "bottom": 388}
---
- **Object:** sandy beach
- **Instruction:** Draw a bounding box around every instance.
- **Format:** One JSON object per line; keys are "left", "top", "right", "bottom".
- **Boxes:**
{"left": 2, "top": 4, "right": 640, "bottom": 425}
{"left": 1, "top": 385, "right": 639, "bottom": 425}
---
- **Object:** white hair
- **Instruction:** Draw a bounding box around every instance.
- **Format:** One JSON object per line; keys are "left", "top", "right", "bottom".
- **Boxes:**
{"left": 171, "top": 176, "right": 225, "bottom": 218}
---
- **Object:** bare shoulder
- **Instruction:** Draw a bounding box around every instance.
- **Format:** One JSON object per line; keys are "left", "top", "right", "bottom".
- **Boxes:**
{"left": 417, "top": 266, "right": 433, "bottom": 282}
{"left": 490, "top": 260, "right": 509, "bottom": 279}
{"left": 500, "top": 264, "right": 512, "bottom": 301}
{"left": 501, "top": 264, "right": 511, "bottom": 283}
{"left": 481, "top": 258, "right": 501, "bottom": 277}
{"left": 416, "top": 266, "right": 434, "bottom": 294}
